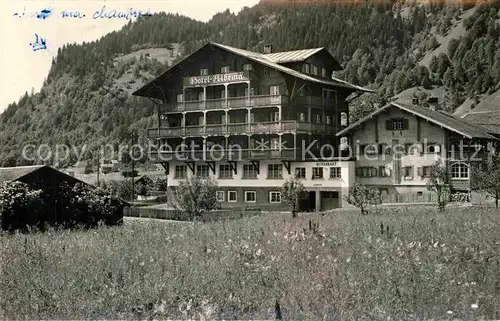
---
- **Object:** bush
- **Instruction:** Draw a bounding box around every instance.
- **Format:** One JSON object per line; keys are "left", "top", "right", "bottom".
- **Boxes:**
{"left": 0, "top": 181, "right": 43, "bottom": 231}
{"left": 0, "top": 181, "right": 124, "bottom": 232}
{"left": 344, "top": 184, "right": 379, "bottom": 214}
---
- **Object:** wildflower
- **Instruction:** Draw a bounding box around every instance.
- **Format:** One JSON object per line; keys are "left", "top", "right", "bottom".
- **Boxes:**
{"left": 256, "top": 249, "right": 262, "bottom": 256}
{"left": 470, "top": 282, "right": 476, "bottom": 285}
{"left": 471, "top": 303, "right": 479, "bottom": 309}
{"left": 447, "top": 310, "right": 453, "bottom": 315}
{"left": 139, "top": 261, "right": 145, "bottom": 266}
{"left": 206, "top": 248, "right": 212, "bottom": 254}
{"left": 346, "top": 257, "right": 351, "bottom": 263}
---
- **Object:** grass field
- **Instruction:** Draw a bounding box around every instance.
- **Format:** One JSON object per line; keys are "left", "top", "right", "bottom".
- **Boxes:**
{"left": 1, "top": 206, "right": 500, "bottom": 320}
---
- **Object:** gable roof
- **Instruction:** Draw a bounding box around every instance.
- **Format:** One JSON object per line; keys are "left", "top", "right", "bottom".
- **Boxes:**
{"left": 263, "top": 47, "right": 342, "bottom": 70}
{"left": 0, "top": 165, "right": 90, "bottom": 186}
{"left": 461, "top": 111, "right": 500, "bottom": 135}
{"left": 0, "top": 165, "right": 45, "bottom": 184}
{"left": 133, "top": 42, "right": 373, "bottom": 99}
{"left": 336, "top": 102, "right": 498, "bottom": 140}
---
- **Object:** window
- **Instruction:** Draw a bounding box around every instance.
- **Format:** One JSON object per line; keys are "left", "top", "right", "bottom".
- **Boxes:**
{"left": 312, "top": 65, "right": 319, "bottom": 75}
{"left": 175, "top": 165, "right": 187, "bottom": 179}
{"left": 220, "top": 90, "right": 226, "bottom": 99}
{"left": 228, "top": 191, "right": 237, "bottom": 202}
{"left": 245, "top": 191, "right": 256, "bottom": 203}
{"left": 196, "top": 164, "right": 209, "bottom": 178}
{"left": 243, "top": 63, "right": 253, "bottom": 71}
{"left": 216, "top": 191, "right": 225, "bottom": 202}
{"left": 379, "top": 166, "right": 391, "bottom": 177}
{"left": 326, "top": 115, "right": 331, "bottom": 125}
{"left": 176, "top": 94, "right": 183, "bottom": 103}
{"left": 302, "top": 63, "right": 310, "bottom": 74}
{"left": 200, "top": 68, "right": 209, "bottom": 76}
{"left": 316, "top": 114, "right": 321, "bottom": 123}
{"left": 340, "top": 112, "right": 348, "bottom": 126}
{"left": 299, "top": 112, "right": 306, "bottom": 122}
{"left": 243, "top": 164, "right": 258, "bottom": 179}
{"left": 219, "top": 164, "right": 233, "bottom": 179}
{"left": 312, "top": 167, "right": 323, "bottom": 179}
{"left": 418, "top": 166, "right": 433, "bottom": 178}
{"left": 386, "top": 118, "right": 409, "bottom": 130}
{"left": 244, "top": 87, "right": 255, "bottom": 96}
{"left": 221, "top": 66, "right": 231, "bottom": 74}
{"left": 268, "top": 164, "right": 283, "bottom": 179}
{"left": 270, "top": 85, "right": 280, "bottom": 95}
{"left": 361, "top": 144, "right": 378, "bottom": 156}
{"left": 404, "top": 166, "right": 414, "bottom": 179}
{"left": 426, "top": 144, "right": 441, "bottom": 154}
{"left": 378, "top": 143, "right": 391, "bottom": 155}
{"left": 329, "top": 167, "right": 341, "bottom": 179}
{"left": 405, "top": 143, "right": 414, "bottom": 155}
{"left": 295, "top": 167, "right": 306, "bottom": 179}
{"left": 321, "top": 67, "right": 327, "bottom": 78}
{"left": 356, "top": 167, "right": 378, "bottom": 177}
{"left": 451, "top": 163, "right": 469, "bottom": 179}
{"left": 269, "top": 191, "right": 281, "bottom": 203}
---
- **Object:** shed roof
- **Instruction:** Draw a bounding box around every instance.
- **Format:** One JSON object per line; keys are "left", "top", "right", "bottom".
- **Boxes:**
{"left": 336, "top": 102, "right": 498, "bottom": 140}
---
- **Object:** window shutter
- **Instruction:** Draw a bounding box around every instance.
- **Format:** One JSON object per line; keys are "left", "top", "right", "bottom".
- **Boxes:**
{"left": 385, "top": 120, "right": 392, "bottom": 130}
{"left": 403, "top": 118, "right": 409, "bottom": 130}
{"left": 417, "top": 167, "right": 423, "bottom": 177}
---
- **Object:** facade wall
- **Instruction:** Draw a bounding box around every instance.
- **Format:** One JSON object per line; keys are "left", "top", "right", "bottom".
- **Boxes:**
{"left": 167, "top": 160, "right": 355, "bottom": 209}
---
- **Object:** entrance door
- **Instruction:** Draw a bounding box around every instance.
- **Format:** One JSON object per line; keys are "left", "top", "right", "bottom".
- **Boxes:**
{"left": 298, "top": 191, "right": 316, "bottom": 212}
{"left": 320, "top": 191, "right": 339, "bottom": 211}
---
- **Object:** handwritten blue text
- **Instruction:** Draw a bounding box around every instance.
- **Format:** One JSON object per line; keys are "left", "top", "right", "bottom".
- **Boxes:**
{"left": 29, "top": 34, "right": 47, "bottom": 51}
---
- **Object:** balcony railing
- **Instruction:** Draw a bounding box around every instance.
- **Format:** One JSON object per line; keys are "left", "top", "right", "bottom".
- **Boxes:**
{"left": 163, "top": 95, "right": 289, "bottom": 113}
{"left": 148, "top": 121, "right": 336, "bottom": 138}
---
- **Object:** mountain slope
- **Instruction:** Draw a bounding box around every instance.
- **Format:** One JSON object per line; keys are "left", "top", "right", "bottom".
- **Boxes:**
{"left": 0, "top": 0, "right": 499, "bottom": 166}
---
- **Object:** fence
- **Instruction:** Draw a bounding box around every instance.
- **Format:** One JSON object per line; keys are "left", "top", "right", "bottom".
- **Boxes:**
{"left": 124, "top": 206, "right": 263, "bottom": 222}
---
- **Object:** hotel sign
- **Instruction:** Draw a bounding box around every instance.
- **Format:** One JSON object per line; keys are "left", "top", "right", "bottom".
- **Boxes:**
{"left": 316, "top": 162, "right": 338, "bottom": 167}
{"left": 184, "top": 71, "right": 250, "bottom": 87}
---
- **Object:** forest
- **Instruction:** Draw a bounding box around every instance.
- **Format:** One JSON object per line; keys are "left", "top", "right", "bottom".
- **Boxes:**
{"left": 0, "top": 0, "right": 499, "bottom": 166}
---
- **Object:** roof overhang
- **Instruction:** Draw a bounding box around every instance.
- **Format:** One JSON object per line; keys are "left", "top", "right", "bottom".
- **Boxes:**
{"left": 336, "top": 102, "right": 498, "bottom": 140}
{"left": 133, "top": 42, "right": 374, "bottom": 100}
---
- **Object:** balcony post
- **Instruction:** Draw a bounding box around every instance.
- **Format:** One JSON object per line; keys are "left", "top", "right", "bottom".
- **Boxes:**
{"left": 293, "top": 133, "right": 297, "bottom": 159}
{"left": 247, "top": 108, "right": 251, "bottom": 132}
{"left": 181, "top": 112, "right": 186, "bottom": 134}
{"left": 182, "top": 88, "right": 186, "bottom": 111}
{"left": 224, "top": 110, "right": 228, "bottom": 133}
{"left": 203, "top": 111, "right": 207, "bottom": 135}
{"left": 247, "top": 81, "right": 251, "bottom": 106}
{"left": 278, "top": 105, "right": 282, "bottom": 130}
{"left": 224, "top": 84, "right": 228, "bottom": 108}
{"left": 203, "top": 86, "right": 207, "bottom": 109}
{"left": 307, "top": 107, "right": 312, "bottom": 123}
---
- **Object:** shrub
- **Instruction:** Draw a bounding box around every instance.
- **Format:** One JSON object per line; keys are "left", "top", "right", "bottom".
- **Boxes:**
{"left": 344, "top": 184, "right": 379, "bottom": 214}
{"left": 169, "top": 176, "right": 220, "bottom": 222}
{"left": 0, "top": 181, "right": 43, "bottom": 231}
{"left": 280, "top": 177, "right": 307, "bottom": 217}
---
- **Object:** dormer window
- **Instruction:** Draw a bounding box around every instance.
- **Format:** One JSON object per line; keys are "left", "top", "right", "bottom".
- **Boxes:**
{"left": 176, "top": 94, "right": 183, "bottom": 103}
{"left": 302, "top": 63, "right": 310, "bottom": 74}
{"left": 312, "top": 65, "right": 319, "bottom": 76}
{"left": 243, "top": 64, "right": 253, "bottom": 71}
{"left": 321, "top": 67, "right": 327, "bottom": 78}
{"left": 221, "top": 66, "right": 231, "bottom": 74}
{"left": 200, "top": 69, "right": 209, "bottom": 76}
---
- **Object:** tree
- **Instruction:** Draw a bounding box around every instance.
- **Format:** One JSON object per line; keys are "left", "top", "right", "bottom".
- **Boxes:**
{"left": 344, "top": 184, "right": 379, "bottom": 214}
{"left": 471, "top": 155, "right": 500, "bottom": 208}
{"left": 426, "top": 161, "right": 451, "bottom": 211}
{"left": 280, "top": 177, "right": 307, "bottom": 218}
{"left": 170, "top": 176, "right": 220, "bottom": 222}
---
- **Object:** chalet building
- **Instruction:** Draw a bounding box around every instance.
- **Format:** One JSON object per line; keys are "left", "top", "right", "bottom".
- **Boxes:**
{"left": 337, "top": 102, "right": 498, "bottom": 203}
{"left": 133, "top": 42, "right": 497, "bottom": 210}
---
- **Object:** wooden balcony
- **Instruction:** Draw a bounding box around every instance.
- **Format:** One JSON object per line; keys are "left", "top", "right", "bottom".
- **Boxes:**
{"left": 148, "top": 121, "right": 337, "bottom": 138}
{"left": 162, "top": 94, "right": 289, "bottom": 113}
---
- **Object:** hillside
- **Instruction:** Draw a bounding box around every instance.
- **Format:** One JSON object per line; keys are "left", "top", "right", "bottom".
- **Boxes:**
{"left": 0, "top": 0, "right": 499, "bottom": 167}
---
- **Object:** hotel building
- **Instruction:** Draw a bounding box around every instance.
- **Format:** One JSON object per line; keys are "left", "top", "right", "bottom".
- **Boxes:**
{"left": 133, "top": 42, "right": 498, "bottom": 210}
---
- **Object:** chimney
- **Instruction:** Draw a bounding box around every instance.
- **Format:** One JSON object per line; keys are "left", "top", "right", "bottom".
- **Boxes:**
{"left": 428, "top": 97, "right": 439, "bottom": 111}
{"left": 263, "top": 44, "right": 273, "bottom": 54}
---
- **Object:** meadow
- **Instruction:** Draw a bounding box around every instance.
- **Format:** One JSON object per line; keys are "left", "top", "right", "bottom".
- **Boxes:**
{"left": 1, "top": 206, "right": 500, "bottom": 320}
